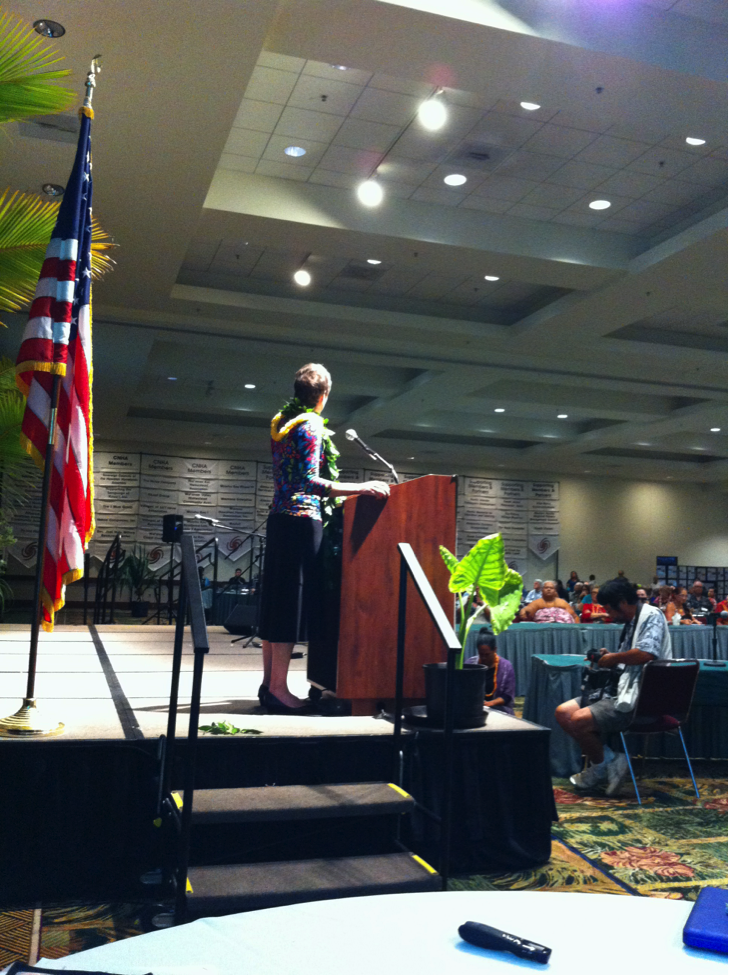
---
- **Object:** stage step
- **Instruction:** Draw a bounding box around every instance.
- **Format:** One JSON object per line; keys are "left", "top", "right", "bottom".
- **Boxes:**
{"left": 186, "top": 852, "right": 440, "bottom": 915}
{"left": 186, "top": 782, "right": 414, "bottom": 825}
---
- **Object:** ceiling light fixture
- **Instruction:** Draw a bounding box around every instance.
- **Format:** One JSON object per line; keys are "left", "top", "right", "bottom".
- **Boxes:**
{"left": 168, "top": 377, "right": 177, "bottom": 381}
{"left": 33, "top": 18, "right": 65, "bottom": 37}
{"left": 42, "top": 183, "right": 64, "bottom": 197}
{"left": 589, "top": 199, "right": 611, "bottom": 210}
{"left": 284, "top": 145, "right": 306, "bottom": 157}
{"left": 418, "top": 92, "right": 447, "bottom": 132}
{"left": 367, "top": 259, "right": 382, "bottom": 265}
{"left": 710, "top": 427, "right": 721, "bottom": 432}
{"left": 484, "top": 275, "right": 500, "bottom": 282}
{"left": 494, "top": 408, "right": 505, "bottom": 413}
{"left": 520, "top": 101, "right": 541, "bottom": 111}
{"left": 244, "top": 383, "right": 256, "bottom": 389}
{"left": 636, "top": 442, "right": 651, "bottom": 446}
{"left": 330, "top": 64, "right": 348, "bottom": 70}
{"left": 357, "top": 178, "right": 383, "bottom": 207}
{"left": 293, "top": 269, "right": 311, "bottom": 286}
{"left": 685, "top": 137, "right": 706, "bottom": 146}
{"left": 557, "top": 414, "right": 568, "bottom": 419}
{"left": 443, "top": 173, "right": 467, "bottom": 186}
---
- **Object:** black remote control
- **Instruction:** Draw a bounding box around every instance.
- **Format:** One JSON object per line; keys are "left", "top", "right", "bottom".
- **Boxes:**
{"left": 459, "top": 921, "right": 552, "bottom": 964}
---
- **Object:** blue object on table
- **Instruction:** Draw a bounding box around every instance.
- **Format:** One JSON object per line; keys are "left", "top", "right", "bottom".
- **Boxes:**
{"left": 683, "top": 887, "right": 728, "bottom": 954}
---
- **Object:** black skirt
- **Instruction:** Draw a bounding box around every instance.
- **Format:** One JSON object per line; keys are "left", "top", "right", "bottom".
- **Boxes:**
{"left": 259, "top": 512, "right": 323, "bottom": 643}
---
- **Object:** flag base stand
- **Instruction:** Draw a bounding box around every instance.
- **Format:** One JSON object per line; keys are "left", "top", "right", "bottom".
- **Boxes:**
{"left": 0, "top": 698, "right": 65, "bottom": 737}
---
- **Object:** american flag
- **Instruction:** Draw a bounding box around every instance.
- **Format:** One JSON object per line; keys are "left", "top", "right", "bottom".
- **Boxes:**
{"left": 15, "top": 106, "right": 95, "bottom": 631}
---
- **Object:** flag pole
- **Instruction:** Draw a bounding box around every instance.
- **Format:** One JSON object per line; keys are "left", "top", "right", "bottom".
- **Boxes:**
{"left": 0, "top": 57, "right": 101, "bottom": 738}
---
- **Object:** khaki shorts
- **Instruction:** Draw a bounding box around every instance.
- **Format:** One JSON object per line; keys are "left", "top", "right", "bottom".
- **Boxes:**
{"left": 572, "top": 696, "right": 636, "bottom": 734}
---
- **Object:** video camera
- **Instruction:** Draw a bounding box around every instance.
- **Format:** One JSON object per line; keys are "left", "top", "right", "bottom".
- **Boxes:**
{"left": 580, "top": 648, "right": 620, "bottom": 707}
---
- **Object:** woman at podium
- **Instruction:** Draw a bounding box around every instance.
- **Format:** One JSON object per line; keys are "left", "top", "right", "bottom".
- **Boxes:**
{"left": 259, "top": 363, "right": 390, "bottom": 713}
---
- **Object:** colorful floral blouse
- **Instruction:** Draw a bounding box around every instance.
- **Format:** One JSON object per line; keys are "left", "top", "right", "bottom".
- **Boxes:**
{"left": 270, "top": 414, "right": 332, "bottom": 520}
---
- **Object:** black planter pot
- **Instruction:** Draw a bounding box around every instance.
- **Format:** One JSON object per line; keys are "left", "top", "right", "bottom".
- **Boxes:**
{"left": 131, "top": 601, "right": 149, "bottom": 618}
{"left": 423, "top": 662, "right": 487, "bottom": 729}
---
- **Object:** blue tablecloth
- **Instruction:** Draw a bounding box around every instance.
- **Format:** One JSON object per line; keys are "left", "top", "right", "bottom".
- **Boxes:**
{"left": 523, "top": 655, "right": 728, "bottom": 777}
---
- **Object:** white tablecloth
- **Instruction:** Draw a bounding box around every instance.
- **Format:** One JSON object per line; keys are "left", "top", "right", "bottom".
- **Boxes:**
{"left": 37, "top": 890, "right": 723, "bottom": 975}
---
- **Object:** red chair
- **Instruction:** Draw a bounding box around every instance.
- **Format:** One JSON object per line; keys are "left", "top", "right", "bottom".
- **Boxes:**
{"left": 619, "top": 659, "right": 700, "bottom": 805}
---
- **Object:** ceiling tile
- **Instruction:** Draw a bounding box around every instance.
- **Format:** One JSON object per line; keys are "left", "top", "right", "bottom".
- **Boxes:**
{"left": 597, "top": 216, "right": 652, "bottom": 234}
{"left": 593, "top": 170, "right": 666, "bottom": 198}
{"left": 506, "top": 202, "right": 561, "bottom": 221}
{"left": 443, "top": 88, "right": 497, "bottom": 111}
{"left": 460, "top": 195, "right": 513, "bottom": 213}
{"left": 421, "top": 164, "right": 487, "bottom": 192}
{"left": 494, "top": 151, "right": 566, "bottom": 181}
{"left": 678, "top": 155, "right": 728, "bottom": 186}
{"left": 367, "top": 74, "right": 433, "bottom": 97}
{"left": 232, "top": 100, "right": 283, "bottom": 133}
{"left": 521, "top": 124, "right": 598, "bottom": 159}
{"left": 566, "top": 192, "right": 634, "bottom": 216}
{"left": 490, "top": 100, "right": 559, "bottom": 123}
{"left": 670, "top": 0, "right": 727, "bottom": 22}
{"left": 439, "top": 282, "right": 483, "bottom": 305}
{"left": 575, "top": 135, "right": 652, "bottom": 167}
{"left": 333, "top": 117, "right": 401, "bottom": 152}
{"left": 550, "top": 109, "right": 613, "bottom": 133}
{"left": 244, "top": 67, "right": 300, "bottom": 106}
{"left": 329, "top": 277, "right": 373, "bottom": 292}
{"left": 263, "top": 135, "right": 329, "bottom": 167}
{"left": 288, "top": 74, "right": 364, "bottom": 116}
{"left": 303, "top": 61, "right": 373, "bottom": 86}
{"left": 254, "top": 159, "right": 314, "bottom": 181}
{"left": 659, "top": 134, "right": 717, "bottom": 154}
{"left": 474, "top": 175, "right": 540, "bottom": 201}
{"left": 643, "top": 178, "right": 713, "bottom": 205}
{"left": 371, "top": 269, "right": 429, "bottom": 294}
{"left": 318, "top": 144, "right": 383, "bottom": 174}
{"left": 520, "top": 182, "right": 585, "bottom": 208}
{"left": 308, "top": 169, "right": 360, "bottom": 189}
{"left": 618, "top": 198, "right": 677, "bottom": 222}
{"left": 710, "top": 146, "right": 728, "bottom": 159}
{"left": 274, "top": 107, "right": 346, "bottom": 142}
{"left": 550, "top": 210, "right": 604, "bottom": 228}
{"left": 606, "top": 122, "right": 672, "bottom": 144}
{"left": 407, "top": 273, "right": 470, "bottom": 299}
{"left": 377, "top": 158, "right": 438, "bottom": 183}
{"left": 218, "top": 153, "right": 258, "bottom": 174}
{"left": 224, "top": 129, "right": 270, "bottom": 158}
{"left": 380, "top": 181, "right": 417, "bottom": 199}
{"left": 385, "top": 129, "right": 451, "bottom": 162}
{"left": 547, "top": 159, "right": 618, "bottom": 189}
{"left": 257, "top": 52, "right": 306, "bottom": 73}
{"left": 627, "top": 145, "right": 697, "bottom": 178}
{"left": 468, "top": 112, "right": 545, "bottom": 149}
{"left": 215, "top": 240, "right": 261, "bottom": 264}
{"left": 350, "top": 88, "right": 420, "bottom": 125}
{"left": 411, "top": 186, "right": 468, "bottom": 206}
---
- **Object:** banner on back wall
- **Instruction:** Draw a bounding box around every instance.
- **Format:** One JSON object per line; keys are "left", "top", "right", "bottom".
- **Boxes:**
{"left": 529, "top": 534, "right": 561, "bottom": 560}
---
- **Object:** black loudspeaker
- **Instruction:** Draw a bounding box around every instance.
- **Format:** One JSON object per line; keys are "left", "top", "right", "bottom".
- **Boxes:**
{"left": 223, "top": 601, "right": 257, "bottom": 635}
{"left": 162, "top": 513, "right": 183, "bottom": 543}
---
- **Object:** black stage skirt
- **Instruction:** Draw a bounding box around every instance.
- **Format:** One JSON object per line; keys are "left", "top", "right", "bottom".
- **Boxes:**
{"left": 259, "top": 512, "right": 323, "bottom": 643}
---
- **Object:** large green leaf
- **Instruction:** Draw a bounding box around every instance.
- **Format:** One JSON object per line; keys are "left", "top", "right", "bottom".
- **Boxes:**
{"left": 448, "top": 533, "right": 507, "bottom": 603}
{"left": 439, "top": 544, "right": 459, "bottom": 575}
{"left": 0, "top": 189, "right": 115, "bottom": 314}
{"left": 0, "top": 8, "right": 74, "bottom": 124}
{"left": 489, "top": 571, "right": 524, "bottom": 635}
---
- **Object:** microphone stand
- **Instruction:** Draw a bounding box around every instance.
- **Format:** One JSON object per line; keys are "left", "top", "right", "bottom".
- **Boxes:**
{"left": 346, "top": 436, "right": 400, "bottom": 484}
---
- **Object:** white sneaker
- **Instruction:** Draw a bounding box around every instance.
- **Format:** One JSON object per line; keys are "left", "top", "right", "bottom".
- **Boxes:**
{"left": 606, "top": 753, "right": 630, "bottom": 797}
{"left": 570, "top": 762, "right": 608, "bottom": 790}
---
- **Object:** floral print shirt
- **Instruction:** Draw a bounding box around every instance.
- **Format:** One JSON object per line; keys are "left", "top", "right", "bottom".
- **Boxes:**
{"left": 270, "top": 414, "right": 332, "bottom": 520}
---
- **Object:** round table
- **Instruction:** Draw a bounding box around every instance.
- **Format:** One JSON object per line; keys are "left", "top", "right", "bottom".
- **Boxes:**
{"left": 35, "top": 890, "right": 721, "bottom": 974}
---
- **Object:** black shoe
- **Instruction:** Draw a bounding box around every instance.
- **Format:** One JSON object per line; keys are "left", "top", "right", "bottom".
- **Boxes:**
{"left": 263, "top": 689, "right": 314, "bottom": 714}
{"left": 257, "top": 684, "right": 268, "bottom": 706}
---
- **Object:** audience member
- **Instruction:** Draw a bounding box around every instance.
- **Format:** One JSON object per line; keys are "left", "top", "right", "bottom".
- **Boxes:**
{"left": 715, "top": 597, "right": 728, "bottom": 624}
{"left": 581, "top": 586, "right": 609, "bottom": 623}
{"left": 664, "top": 587, "right": 700, "bottom": 625}
{"left": 636, "top": 588, "right": 649, "bottom": 604}
{"left": 556, "top": 579, "right": 568, "bottom": 600}
{"left": 466, "top": 630, "right": 515, "bottom": 715}
{"left": 687, "top": 581, "right": 713, "bottom": 615}
{"left": 570, "top": 582, "right": 586, "bottom": 610}
{"left": 707, "top": 588, "right": 718, "bottom": 610}
{"left": 555, "top": 578, "right": 670, "bottom": 795}
{"left": 520, "top": 580, "right": 579, "bottom": 623}
{"left": 567, "top": 571, "right": 580, "bottom": 592}
{"left": 525, "top": 579, "right": 543, "bottom": 602}
{"left": 652, "top": 585, "right": 674, "bottom": 611}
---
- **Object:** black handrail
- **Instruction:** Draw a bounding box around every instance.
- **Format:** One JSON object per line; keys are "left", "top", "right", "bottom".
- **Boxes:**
{"left": 157, "top": 532, "right": 209, "bottom": 924}
{"left": 394, "top": 542, "right": 461, "bottom": 889}
{"left": 145, "top": 535, "right": 219, "bottom": 625}
{"left": 89, "top": 533, "right": 124, "bottom": 625}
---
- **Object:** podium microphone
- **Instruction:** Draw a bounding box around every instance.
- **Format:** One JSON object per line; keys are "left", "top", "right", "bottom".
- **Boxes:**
{"left": 344, "top": 429, "right": 399, "bottom": 484}
{"left": 193, "top": 513, "right": 219, "bottom": 526}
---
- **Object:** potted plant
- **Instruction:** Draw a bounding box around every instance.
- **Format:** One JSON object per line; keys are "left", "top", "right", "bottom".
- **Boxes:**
{"left": 423, "top": 533, "right": 523, "bottom": 727}
{"left": 121, "top": 546, "right": 158, "bottom": 617}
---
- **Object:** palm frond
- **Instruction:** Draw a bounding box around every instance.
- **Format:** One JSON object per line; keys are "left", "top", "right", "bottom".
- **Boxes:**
{"left": 0, "top": 7, "right": 74, "bottom": 124}
{"left": 0, "top": 357, "right": 38, "bottom": 515}
{"left": 0, "top": 189, "right": 115, "bottom": 313}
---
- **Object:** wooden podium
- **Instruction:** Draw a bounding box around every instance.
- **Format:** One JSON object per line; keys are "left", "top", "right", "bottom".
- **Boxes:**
{"left": 308, "top": 474, "right": 456, "bottom": 715}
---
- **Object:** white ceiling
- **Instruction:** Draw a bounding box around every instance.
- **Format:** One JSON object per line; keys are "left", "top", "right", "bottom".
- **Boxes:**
{"left": 0, "top": 0, "right": 725, "bottom": 486}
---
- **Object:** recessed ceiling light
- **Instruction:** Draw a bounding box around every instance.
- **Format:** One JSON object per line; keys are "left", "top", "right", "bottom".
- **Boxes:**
{"left": 367, "top": 259, "right": 382, "bottom": 265}
{"left": 33, "top": 18, "right": 65, "bottom": 37}
{"left": 583, "top": 470, "right": 591, "bottom": 473}
{"left": 520, "top": 101, "right": 541, "bottom": 111}
{"left": 691, "top": 446, "right": 706, "bottom": 450}
{"left": 357, "top": 179, "right": 383, "bottom": 207}
{"left": 686, "top": 137, "right": 706, "bottom": 146}
{"left": 710, "top": 427, "right": 721, "bottom": 432}
{"left": 244, "top": 384, "right": 256, "bottom": 389}
{"left": 418, "top": 97, "right": 447, "bottom": 131}
{"left": 484, "top": 275, "right": 500, "bottom": 282}
{"left": 284, "top": 145, "right": 306, "bottom": 157}
{"left": 408, "top": 456, "right": 415, "bottom": 460}
{"left": 636, "top": 442, "right": 651, "bottom": 446}
{"left": 589, "top": 199, "right": 611, "bottom": 210}
{"left": 330, "top": 64, "right": 348, "bottom": 70}
{"left": 494, "top": 408, "right": 505, "bottom": 413}
{"left": 443, "top": 173, "right": 467, "bottom": 186}
{"left": 168, "top": 377, "right": 177, "bottom": 381}
{"left": 557, "top": 414, "right": 568, "bottom": 419}
{"left": 293, "top": 269, "right": 311, "bottom": 286}
{"left": 42, "top": 183, "right": 64, "bottom": 197}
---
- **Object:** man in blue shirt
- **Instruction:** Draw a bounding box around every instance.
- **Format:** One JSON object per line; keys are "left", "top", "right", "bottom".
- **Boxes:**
{"left": 524, "top": 579, "right": 542, "bottom": 603}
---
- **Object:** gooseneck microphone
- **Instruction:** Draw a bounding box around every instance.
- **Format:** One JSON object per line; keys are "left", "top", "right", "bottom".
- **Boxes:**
{"left": 344, "top": 428, "right": 399, "bottom": 484}
{"left": 459, "top": 921, "right": 551, "bottom": 964}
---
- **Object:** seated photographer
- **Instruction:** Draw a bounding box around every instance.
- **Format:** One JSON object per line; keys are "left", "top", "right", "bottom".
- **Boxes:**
{"left": 554, "top": 578, "right": 670, "bottom": 796}
{"left": 520, "top": 580, "right": 579, "bottom": 623}
{"left": 465, "top": 630, "right": 515, "bottom": 715}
